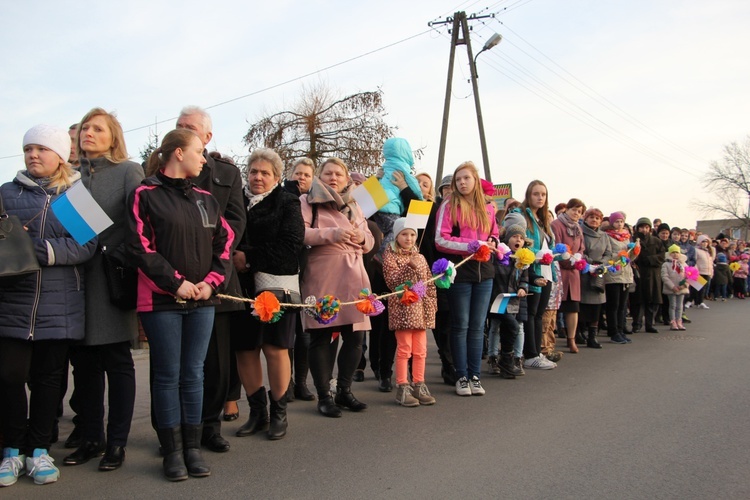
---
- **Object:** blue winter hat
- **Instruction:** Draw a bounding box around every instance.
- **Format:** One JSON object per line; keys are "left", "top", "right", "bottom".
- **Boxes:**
{"left": 717, "top": 253, "right": 728, "bottom": 264}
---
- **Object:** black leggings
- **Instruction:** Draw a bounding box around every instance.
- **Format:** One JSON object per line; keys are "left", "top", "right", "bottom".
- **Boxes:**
{"left": 523, "top": 282, "right": 552, "bottom": 359}
{"left": 308, "top": 325, "right": 363, "bottom": 397}
{"left": 0, "top": 338, "right": 70, "bottom": 454}
{"left": 605, "top": 283, "right": 629, "bottom": 335}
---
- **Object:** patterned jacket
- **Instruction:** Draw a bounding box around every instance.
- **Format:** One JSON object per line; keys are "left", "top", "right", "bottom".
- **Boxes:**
{"left": 382, "top": 243, "right": 437, "bottom": 331}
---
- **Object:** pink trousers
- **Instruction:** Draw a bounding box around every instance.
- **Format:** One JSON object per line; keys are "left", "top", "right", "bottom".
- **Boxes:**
{"left": 395, "top": 329, "right": 427, "bottom": 385}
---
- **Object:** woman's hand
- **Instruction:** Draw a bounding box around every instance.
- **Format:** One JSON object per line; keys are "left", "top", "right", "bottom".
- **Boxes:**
{"left": 391, "top": 171, "right": 407, "bottom": 190}
{"left": 349, "top": 227, "right": 365, "bottom": 244}
{"left": 195, "top": 281, "right": 214, "bottom": 301}
{"left": 176, "top": 280, "right": 200, "bottom": 300}
{"left": 333, "top": 227, "right": 357, "bottom": 243}
{"left": 534, "top": 278, "right": 548, "bottom": 287}
{"left": 232, "top": 250, "right": 248, "bottom": 272}
{"left": 517, "top": 289, "right": 527, "bottom": 298}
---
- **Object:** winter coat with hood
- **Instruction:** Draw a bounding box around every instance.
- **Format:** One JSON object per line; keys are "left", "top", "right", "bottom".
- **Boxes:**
{"left": 695, "top": 243, "right": 715, "bottom": 277}
{"left": 300, "top": 177, "right": 374, "bottom": 331}
{"left": 661, "top": 253, "right": 689, "bottom": 295}
{"left": 0, "top": 172, "right": 97, "bottom": 341}
{"left": 377, "top": 138, "right": 423, "bottom": 215}
{"left": 580, "top": 222, "right": 612, "bottom": 305}
{"left": 434, "top": 197, "right": 499, "bottom": 283}
{"left": 382, "top": 242, "right": 437, "bottom": 331}
{"left": 79, "top": 156, "right": 144, "bottom": 345}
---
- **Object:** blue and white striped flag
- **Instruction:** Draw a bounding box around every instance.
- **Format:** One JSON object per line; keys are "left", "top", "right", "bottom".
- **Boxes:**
{"left": 51, "top": 181, "right": 113, "bottom": 245}
{"left": 490, "top": 293, "right": 518, "bottom": 314}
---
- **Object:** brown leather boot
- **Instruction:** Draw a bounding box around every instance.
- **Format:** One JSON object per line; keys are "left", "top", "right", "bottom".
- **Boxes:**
{"left": 567, "top": 337, "right": 579, "bottom": 354}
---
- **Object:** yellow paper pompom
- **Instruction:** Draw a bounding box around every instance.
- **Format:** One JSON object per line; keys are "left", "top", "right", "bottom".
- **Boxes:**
{"left": 729, "top": 262, "right": 741, "bottom": 272}
{"left": 514, "top": 247, "right": 536, "bottom": 267}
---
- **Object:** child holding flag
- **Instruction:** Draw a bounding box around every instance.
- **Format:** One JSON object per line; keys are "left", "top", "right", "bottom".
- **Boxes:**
{"left": 382, "top": 218, "right": 437, "bottom": 407}
{"left": 487, "top": 223, "right": 530, "bottom": 379}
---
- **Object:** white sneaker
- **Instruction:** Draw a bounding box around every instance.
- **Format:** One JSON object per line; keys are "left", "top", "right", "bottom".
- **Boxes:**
{"left": 524, "top": 355, "right": 556, "bottom": 370}
{"left": 684, "top": 302, "right": 692, "bottom": 309}
{"left": 26, "top": 449, "right": 59, "bottom": 485}
{"left": 0, "top": 449, "right": 26, "bottom": 487}
{"left": 698, "top": 303, "right": 710, "bottom": 309}
{"left": 455, "top": 377, "right": 471, "bottom": 396}
{"left": 469, "top": 376, "right": 485, "bottom": 396}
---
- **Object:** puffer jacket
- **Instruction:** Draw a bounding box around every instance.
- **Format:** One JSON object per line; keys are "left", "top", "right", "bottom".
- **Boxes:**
{"left": 377, "top": 138, "right": 423, "bottom": 214}
{"left": 382, "top": 243, "right": 437, "bottom": 331}
{"left": 695, "top": 247, "right": 714, "bottom": 277}
{"left": 434, "top": 198, "right": 499, "bottom": 283}
{"left": 661, "top": 255, "right": 689, "bottom": 295}
{"left": 0, "top": 172, "right": 97, "bottom": 341}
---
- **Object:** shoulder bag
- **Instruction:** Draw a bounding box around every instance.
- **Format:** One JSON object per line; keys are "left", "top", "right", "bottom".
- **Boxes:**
{"left": 0, "top": 193, "right": 41, "bottom": 278}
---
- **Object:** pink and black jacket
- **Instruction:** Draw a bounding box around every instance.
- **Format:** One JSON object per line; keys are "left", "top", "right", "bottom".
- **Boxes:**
{"left": 126, "top": 171, "right": 234, "bottom": 312}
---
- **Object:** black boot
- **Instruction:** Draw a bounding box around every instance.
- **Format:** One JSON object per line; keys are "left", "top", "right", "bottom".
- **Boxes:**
{"left": 293, "top": 351, "right": 315, "bottom": 401}
{"left": 317, "top": 392, "right": 342, "bottom": 418}
{"left": 575, "top": 327, "right": 587, "bottom": 345}
{"left": 586, "top": 327, "right": 602, "bottom": 349}
{"left": 156, "top": 427, "right": 188, "bottom": 481}
{"left": 334, "top": 386, "right": 367, "bottom": 412}
{"left": 498, "top": 352, "right": 519, "bottom": 379}
{"left": 268, "top": 390, "right": 288, "bottom": 440}
{"left": 294, "top": 379, "right": 315, "bottom": 401}
{"left": 285, "top": 379, "right": 295, "bottom": 403}
{"left": 182, "top": 424, "right": 210, "bottom": 477}
{"left": 236, "top": 387, "right": 269, "bottom": 437}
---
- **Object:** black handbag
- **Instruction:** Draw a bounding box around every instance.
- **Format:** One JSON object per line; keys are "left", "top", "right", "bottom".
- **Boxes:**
{"left": 0, "top": 194, "right": 41, "bottom": 278}
{"left": 101, "top": 245, "right": 137, "bottom": 310}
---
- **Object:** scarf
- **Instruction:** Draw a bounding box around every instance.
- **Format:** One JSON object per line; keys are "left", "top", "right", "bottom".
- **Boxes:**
{"left": 22, "top": 170, "right": 53, "bottom": 189}
{"left": 244, "top": 183, "right": 275, "bottom": 211}
{"left": 305, "top": 177, "right": 357, "bottom": 223}
{"left": 670, "top": 258, "right": 683, "bottom": 274}
{"left": 557, "top": 212, "right": 582, "bottom": 238}
{"left": 606, "top": 228, "right": 631, "bottom": 242}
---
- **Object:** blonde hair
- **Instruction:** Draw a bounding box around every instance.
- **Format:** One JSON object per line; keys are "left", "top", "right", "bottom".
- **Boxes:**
{"left": 47, "top": 161, "right": 75, "bottom": 195}
{"left": 76, "top": 108, "right": 129, "bottom": 163}
{"left": 416, "top": 172, "right": 435, "bottom": 202}
{"left": 449, "top": 162, "right": 490, "bottom": 233}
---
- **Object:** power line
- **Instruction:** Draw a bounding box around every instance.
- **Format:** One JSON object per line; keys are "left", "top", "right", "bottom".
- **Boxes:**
{"left": 494, "top": 19, "right": 709, "bottom": 166}
{"left": 1, "top": 28, "right": 434, "bottom": 161}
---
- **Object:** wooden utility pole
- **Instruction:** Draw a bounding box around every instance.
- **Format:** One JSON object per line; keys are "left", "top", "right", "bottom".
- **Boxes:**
{"left": 430, "top": 11, "right": 495, "bottom": 182}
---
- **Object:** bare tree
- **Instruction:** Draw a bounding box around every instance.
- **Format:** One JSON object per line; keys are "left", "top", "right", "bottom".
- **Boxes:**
{"left": 696, "top": 136, "right": 750, "bottom": 230}
{"left": 244, "top": 83, "right": 417, "bottom": 177}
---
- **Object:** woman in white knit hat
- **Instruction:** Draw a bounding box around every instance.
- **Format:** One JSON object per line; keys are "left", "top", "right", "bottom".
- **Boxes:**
{"left": 0, "top": 125, "right": 97, "bottom": 487}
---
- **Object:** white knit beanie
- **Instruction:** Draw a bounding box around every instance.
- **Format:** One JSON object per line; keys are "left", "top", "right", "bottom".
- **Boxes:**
{"left": 23, "top": 124, "right": 71, "bottom": 162}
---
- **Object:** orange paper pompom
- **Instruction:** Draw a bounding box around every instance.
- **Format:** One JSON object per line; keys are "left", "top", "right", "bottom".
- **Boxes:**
{"left": 356, "top": 299, "right": 376, "bottom": 315}
{"left": 253, "top": 291, "right": 281, "bottom": 323}
{"left": 400, "top": 288, "right": 419, "bottom": 305}
{"left": 632, "top": 245, "right": 641, "bottom": 256}
{"left": 472, "top": 244, "right": 492, "bottom": 262}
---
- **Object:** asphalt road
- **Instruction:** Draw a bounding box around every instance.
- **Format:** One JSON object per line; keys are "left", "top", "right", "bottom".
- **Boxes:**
{"left": 12, "top": 298, "right": 750, "bottom": 499}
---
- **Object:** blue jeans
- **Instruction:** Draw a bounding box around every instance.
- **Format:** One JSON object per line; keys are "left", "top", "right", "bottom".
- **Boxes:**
{"left": 448, "top": 280, "right": 493, "bottom": 379}
{"left": 140, "top": 307, "right": 215, "bottom": 428}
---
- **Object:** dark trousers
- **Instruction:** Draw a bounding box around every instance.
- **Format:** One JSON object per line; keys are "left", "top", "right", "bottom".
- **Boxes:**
{"left": 71, "top": 341, "right": 135, "bottom": 446}
{"left": 0, "top": 338, "right": 69, "bottom": 454}
{"left": 57, "top": 356, "right": 81, "bottom": 428}
{"left": 630, "top": 300, "right": 657, "bottom": 330}
{"left": 308, "top": 326, "right": 363, "bottom": 397}
{"left": 433, "top": 289, "right": 454, "bottom": 368}
{"left": 605, "top": 283, "right": 629, "bottom": 336}
{"left": 368, "top": 309, "right": 396, "bottom": 379}
{"left": 523, "top": 282, "right": 552, "bottom": 359}
{"left": 201, "top": 313, "right": 232, "bottom": 437}
{"left": 293, "top": 328, "right": 311, "bottom": 384}
{"left": 226, "top": 349, "right": 241, "bottom": 401}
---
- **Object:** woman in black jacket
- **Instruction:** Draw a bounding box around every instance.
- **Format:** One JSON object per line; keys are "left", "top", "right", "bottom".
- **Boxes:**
{"left": 232, "top": 149, "right": 304, "bottom": 440}
{"left": 127, "top": 128, "right": 233, "bottom": 481}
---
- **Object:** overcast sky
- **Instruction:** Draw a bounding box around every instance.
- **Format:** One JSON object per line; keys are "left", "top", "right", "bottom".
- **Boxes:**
{"left": 2, "top": 0, "right": 748, "bottom": 229}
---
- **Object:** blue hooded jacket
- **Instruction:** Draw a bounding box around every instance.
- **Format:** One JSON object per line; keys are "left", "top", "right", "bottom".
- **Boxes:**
{"left": 378, "top": 138, "right": 423, "bottom": 214}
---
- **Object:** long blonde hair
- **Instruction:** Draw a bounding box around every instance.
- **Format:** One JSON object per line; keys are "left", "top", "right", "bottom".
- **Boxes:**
{"left": 47, "top": 162, "right": 75, "bottom": 194}
{"left": 449, "top": 162, "right": 490, "bottom": 233}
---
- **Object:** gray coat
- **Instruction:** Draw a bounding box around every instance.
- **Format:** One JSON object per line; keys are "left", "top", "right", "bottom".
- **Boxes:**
{"left": 79, "top": 157, "right": 144, "bottom": 345}
{"left": 581, "top": 223, "right": 612, "bottom": 305}
{"left": 603, "top": 234, "right": 634, "bottom": 285}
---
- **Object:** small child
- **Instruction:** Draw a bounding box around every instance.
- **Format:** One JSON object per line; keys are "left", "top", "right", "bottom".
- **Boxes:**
{"left": 713, "top": 253, "right": 732, "bottom": 301}
{"left": 382, "top": 218, "right": 438, "bottom": 407}
{"left": 487, "top": 224, "right": 530, "bottom": 379}
{"left": 661, "top": 244, "right": 689, "bottom": 330}
{"left": 732, "top": 254, "right": 749, "bottom": 299}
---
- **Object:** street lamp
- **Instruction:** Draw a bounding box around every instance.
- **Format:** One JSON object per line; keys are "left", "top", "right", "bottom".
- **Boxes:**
{"left": 473, "top": 33, "right": 502, "bottom": 77}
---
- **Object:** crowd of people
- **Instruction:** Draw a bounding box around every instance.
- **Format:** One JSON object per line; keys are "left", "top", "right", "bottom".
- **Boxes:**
{"left": 1, "top": 106, "right": 747, "bottom": 487}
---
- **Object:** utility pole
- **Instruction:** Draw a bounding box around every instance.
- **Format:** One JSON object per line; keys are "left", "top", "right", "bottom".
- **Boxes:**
{"left": 430, "top": 11, "right": 495, "bottom": 182}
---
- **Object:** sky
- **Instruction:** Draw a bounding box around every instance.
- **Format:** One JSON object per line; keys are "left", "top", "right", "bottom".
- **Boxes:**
{"left": 2, "top": 0, "right": 749, "bottom": 229}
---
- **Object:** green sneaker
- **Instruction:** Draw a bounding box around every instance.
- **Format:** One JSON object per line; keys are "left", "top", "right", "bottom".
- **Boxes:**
{"left": 26, "top": 449, "right": 59, "bottom": 485}
{"left": 0, "top": 448, "right": 26, "bottom": 487}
